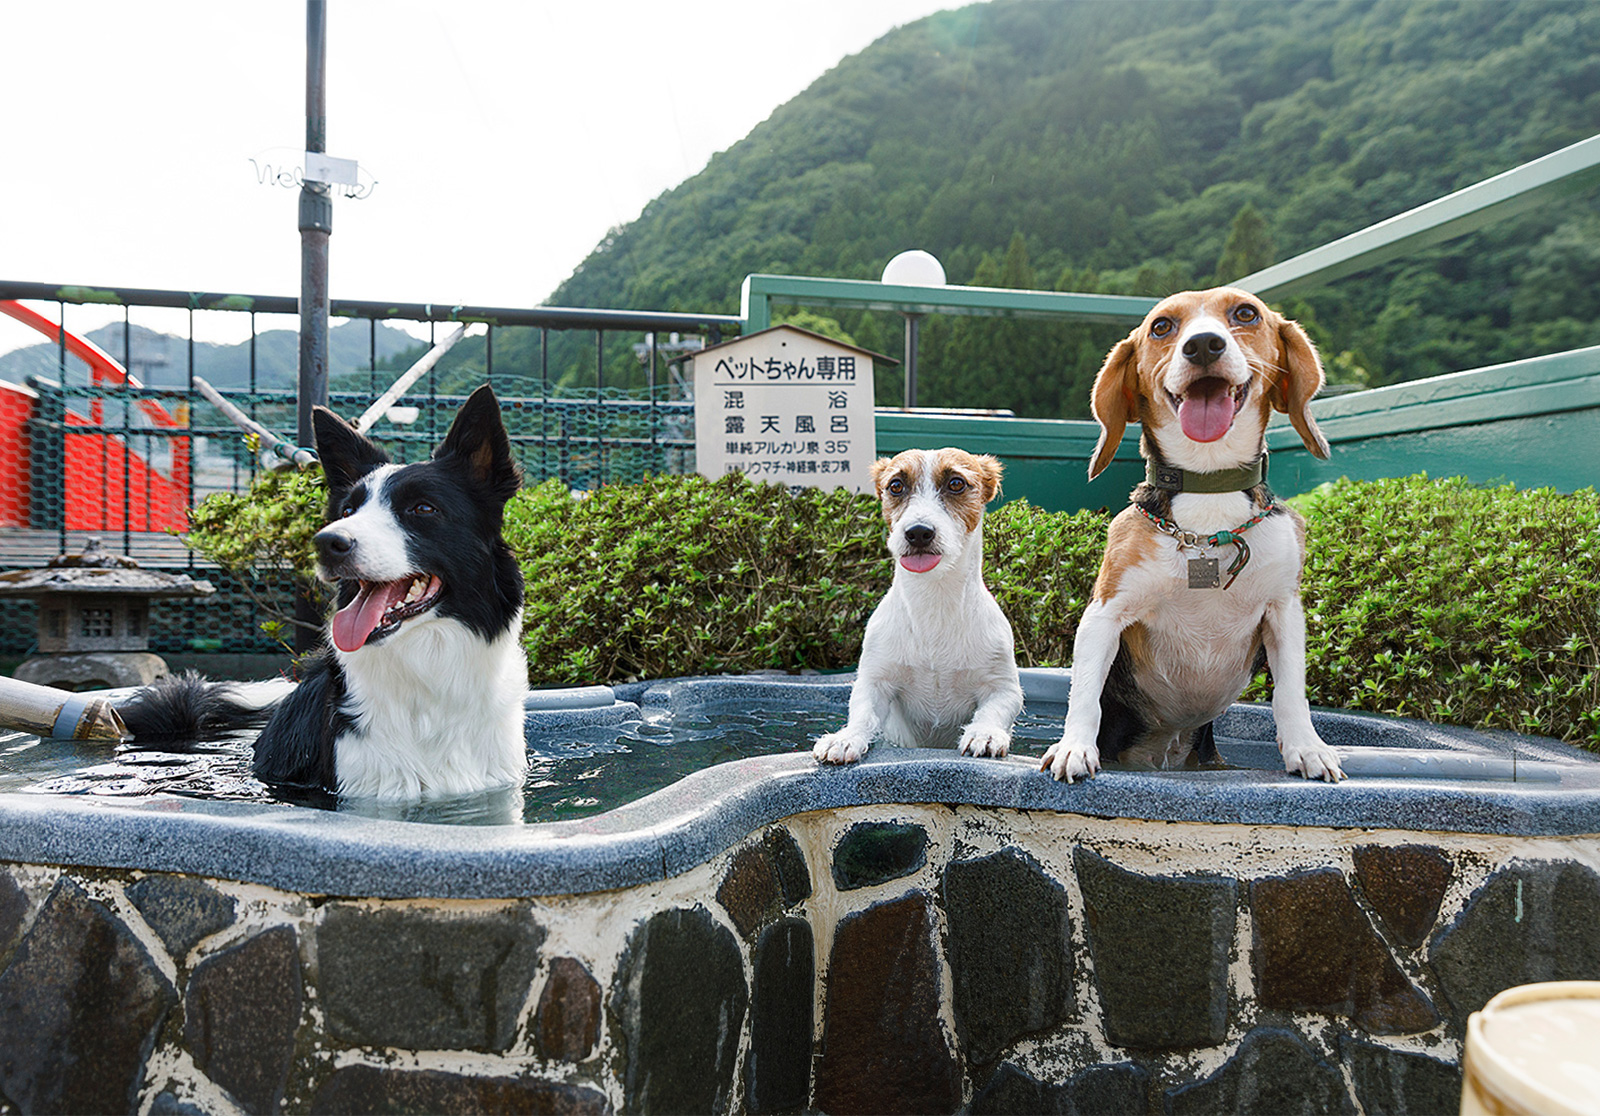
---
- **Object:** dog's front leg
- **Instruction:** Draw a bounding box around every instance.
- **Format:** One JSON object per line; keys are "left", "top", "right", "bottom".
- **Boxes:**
{"left": 1041, "top": 599, "right": 1127, "bottom": 782}
{"left": 957, "top": 674, "right": 1024, "bottom": 759}
{"left": 1262, "top": 595, "right": 1345, "bottom": 782}
{"left": 814, "top": 674, "right": 890, "bottom": 764}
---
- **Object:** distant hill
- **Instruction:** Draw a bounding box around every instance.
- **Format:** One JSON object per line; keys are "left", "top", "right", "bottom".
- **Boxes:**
{"left": 496, "top": 0, "right": 1600, "bottom": 418}
{"left": 0, "top": 320, "right": 419, "bottom": 393}
{"left": 19, "top": 1, "right": 1592, "bottom": 420}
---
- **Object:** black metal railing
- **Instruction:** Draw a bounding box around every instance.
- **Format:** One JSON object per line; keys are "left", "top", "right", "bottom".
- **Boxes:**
{"left": 0, "top": 280, "right": 739, "bottom": 654}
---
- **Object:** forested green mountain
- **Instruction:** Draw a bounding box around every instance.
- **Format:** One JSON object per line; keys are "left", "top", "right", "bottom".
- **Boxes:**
{"left": 446, "top": 0, "right": 1600, "bottom": 418}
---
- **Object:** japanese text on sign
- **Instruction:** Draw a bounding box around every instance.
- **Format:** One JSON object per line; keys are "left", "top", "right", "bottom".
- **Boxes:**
{"left": 692, "top": 328, "right": 877, "bottom": 495}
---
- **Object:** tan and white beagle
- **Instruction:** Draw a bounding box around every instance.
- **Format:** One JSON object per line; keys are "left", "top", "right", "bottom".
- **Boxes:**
{"left": 1040, "top": 286, "right": 1345, "bottom": 783}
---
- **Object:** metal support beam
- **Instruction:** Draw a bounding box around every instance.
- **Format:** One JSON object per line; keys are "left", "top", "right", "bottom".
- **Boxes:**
{"left": 295, "top": 0, "right": 330, "bottom": 653}
{"left": 902, "top": 314, "right": 920, "bottom": 408}
{"left": 740, "top": 273, "right": 1154, "bottom": 335}
{"left": 297, "top": 0, "right": 331, "bottom": 449}
{"left": 1237, "top": 133, "right": 1600, "bottom": 301}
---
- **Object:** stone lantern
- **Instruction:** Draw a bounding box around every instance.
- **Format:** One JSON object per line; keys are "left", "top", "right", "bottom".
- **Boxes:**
{"left": 0, "top": 537, "right": 215, "bottom": 689}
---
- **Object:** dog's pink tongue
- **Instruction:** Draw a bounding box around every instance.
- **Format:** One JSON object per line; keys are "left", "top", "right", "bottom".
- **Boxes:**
{"left": 1178, "top": 378, "right": 1235, "bottom": 443}
{"left": 899, "top": 553, "right": 942, "bottom": 573}
{"left": 331, "top": 580, "right": 407, "bottom": 652}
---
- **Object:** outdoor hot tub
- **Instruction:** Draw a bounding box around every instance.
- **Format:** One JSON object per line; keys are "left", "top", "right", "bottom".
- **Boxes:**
{"left": 1, "top": 667, "right": 1598, "bottom": 1115}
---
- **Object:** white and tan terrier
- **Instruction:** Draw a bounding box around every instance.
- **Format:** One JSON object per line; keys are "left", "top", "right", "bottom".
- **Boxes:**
{"left": 814, "top": 448, "right": 1023, "bottom": 765}
{"left": 1040, "top": 287, "right": 1345, "bottom": 783}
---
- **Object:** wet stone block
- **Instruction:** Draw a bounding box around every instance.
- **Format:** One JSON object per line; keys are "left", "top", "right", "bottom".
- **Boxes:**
{"left": 746, "top": 917, "right": 814, "bottom": 1114}
{"left": 609, "top": 906, "right": 747, "bottom": 1115}
{"left": 309, "top": 1066, "right": 610, "bottom": 1115}
{"left": 718, "top": 841, "right": 783, "bottom": 939}
{"left": 1167, "top": 1027, "right": 1356, "bottom": 1115}
{"left": 814, "top": 892, "right": 961, "bottom": 1115}
{"left": 1253, "top": 869, "right": 1437, "bottom": 1035}
{"left": 0, "top": 877, "right": 176, "bottom": 1115}
{"left": 1430, "top": 861, "right": 1600, "bottom": 1024}
{"left": 1067, "top": 1063, "right": 1152, "bottom": 1115}
{"left": 318, "top": 903, "right": 543, "bottom": 1052}
{"left": 765, "top": 826, "right": 812, "bottom": 906}
{"left": 128, "top": 874, "right": 237, "bottom": 961}
{"left": 1342, "top": 1035, "right": 1463, "bottom": 1115}
{"left": 944, "top": 849, "right": 1073, "bottom": 1065}
{"left": 832, "top": 821, "right": 928, "bottom": 890}
{"left": 1074, "top": 848, "right": 1234, "bottom": 1049}
{"left": 184, "top": 926, "right": 303, "bottom": 1115}
{"left": 535, "top": 957, "right": 602, "bottom": 1063}
{"left": 969, "top": 1061, "right": 1149, "bottom": 1116}
{"left": 1352, "top": 845, "right": 1453, "bottom": 949}
{"left": 969, "top": 1063, "right": 1062, "bottom": 1116}
{"left": 0, "top": 871, "right": 26, "bottom": 962}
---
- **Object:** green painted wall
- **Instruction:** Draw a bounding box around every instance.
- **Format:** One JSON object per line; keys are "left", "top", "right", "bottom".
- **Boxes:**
{"left": 874, "top": 345, "right": 1600, "bottom": 511}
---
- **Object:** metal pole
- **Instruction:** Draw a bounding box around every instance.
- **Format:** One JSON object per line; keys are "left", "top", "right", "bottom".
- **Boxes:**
{"left": 295, "top": 0, "right": 330, "bottom": 652}
{"left": 297, "top": 0, "right": 331, "bottom": 448}
{"left": 903, "top": 313, "right": 920, "bottom": 409}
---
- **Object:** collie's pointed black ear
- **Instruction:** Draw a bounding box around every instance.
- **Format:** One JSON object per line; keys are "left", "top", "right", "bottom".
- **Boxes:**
{"left": 312, "top": 406, "right": 390, "bottom": 493}
{"left": 437, "top": 384, "right": 522, "bottom": 501}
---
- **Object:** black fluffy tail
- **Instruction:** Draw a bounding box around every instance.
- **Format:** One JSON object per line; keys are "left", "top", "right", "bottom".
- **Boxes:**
{"left": 117, "top": 671, "right": 280, "bottom": 746}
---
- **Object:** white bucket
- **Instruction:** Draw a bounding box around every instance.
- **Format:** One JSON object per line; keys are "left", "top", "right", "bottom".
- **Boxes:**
{"left": 1462, "top": 981, "right": 1600, "bottom": 1115}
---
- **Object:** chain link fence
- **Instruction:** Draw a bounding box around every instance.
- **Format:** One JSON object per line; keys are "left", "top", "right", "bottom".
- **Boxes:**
{"left": 0, "top": 284, "right": 736, "bottom": 657}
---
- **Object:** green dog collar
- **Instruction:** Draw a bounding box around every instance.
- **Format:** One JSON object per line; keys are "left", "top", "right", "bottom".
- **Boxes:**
{"left": 1145, "top": 455, "right": 1267, "bottom": 494}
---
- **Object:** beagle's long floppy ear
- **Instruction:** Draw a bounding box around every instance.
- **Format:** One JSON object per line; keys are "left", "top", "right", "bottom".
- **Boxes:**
{"left": 1088, "top": 334, "right": 1140, "bottom": 479}
{"left": 1273, "top": 318, "right": 1331, "bottom": 460}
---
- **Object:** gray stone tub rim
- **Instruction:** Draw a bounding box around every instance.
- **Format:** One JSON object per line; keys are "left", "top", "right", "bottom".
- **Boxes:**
{"left": 1, "top": 668, "right": 1597, "bottom": 900}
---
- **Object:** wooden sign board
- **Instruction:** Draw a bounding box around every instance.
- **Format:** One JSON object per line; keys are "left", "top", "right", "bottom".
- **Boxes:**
{"left": 689, "top": 325, "right": 880, "bottom": 494}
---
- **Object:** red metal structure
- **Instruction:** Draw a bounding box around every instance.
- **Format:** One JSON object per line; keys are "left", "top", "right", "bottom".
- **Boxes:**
{"left": 0, "top": 300, "right": 189, "bottom": 531}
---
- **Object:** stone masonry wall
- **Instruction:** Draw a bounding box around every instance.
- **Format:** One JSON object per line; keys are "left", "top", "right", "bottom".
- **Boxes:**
{"left": 2, "top": 807, "right": 1598, "bottom": 1114}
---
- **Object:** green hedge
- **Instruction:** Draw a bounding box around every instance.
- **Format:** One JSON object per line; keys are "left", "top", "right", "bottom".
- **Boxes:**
{"left": 503, "top": 475, "right": 1109, "bottom": 683}
{"left": 184, "top": 471, "right": 1600, "bottom": 749}
{"left": 1284, "top": 476, "right": 1599, "bottom": 748}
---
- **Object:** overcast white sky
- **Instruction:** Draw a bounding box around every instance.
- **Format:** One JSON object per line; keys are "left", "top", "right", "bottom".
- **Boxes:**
{"left": 0, "top": 0, "right": 959, "bottom": 353}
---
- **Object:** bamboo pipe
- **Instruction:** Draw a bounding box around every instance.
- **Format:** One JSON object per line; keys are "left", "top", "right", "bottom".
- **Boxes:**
{"left": 0, "top": 676, "right": 128, "bottom": 742}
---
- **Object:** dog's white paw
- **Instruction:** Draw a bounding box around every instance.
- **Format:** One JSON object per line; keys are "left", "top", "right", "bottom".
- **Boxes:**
{"left": 814, "top": 730, "right": 871, "bottom": 765}
{"left": 958, "top": 726, "right": 1011, "bottom": 759}
{"left": 1281, "top": 734, "right": 1346, "bottom": 782}
{"left": 1041, "top": 731, "right": 1100, "bottom": 783}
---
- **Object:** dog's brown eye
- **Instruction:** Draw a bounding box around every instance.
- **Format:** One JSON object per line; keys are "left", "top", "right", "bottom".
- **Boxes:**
{"left": 1233, "top": 304, "right": 1260, "bottom": 324}
{"left": 887, "top": 478, "right": 907, "bottom": 497}
{"left": 1151, "top": 317, "right": 1174, "bottom": 338}
{"left": 340, "top": 504, "right": 356, "bottom": 518}
{"left": 411, "top": 503, "right": 438, "bottom": 516}
{"left": 946, "top": 476, "right": 967, "bottom": 494}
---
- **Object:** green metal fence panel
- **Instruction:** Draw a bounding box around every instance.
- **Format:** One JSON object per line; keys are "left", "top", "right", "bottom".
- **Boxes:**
{"left": 874, "top": 344, "right": 1600, "bottom": 512}
{"left": 1265, "top": 344, "right": 1600, "bottom": 496}
{"left": 873, "top": 410, "right": 1142, "bottom": 512}
{"left": 741, "top": 273, "right": 1155, "bottom": 333}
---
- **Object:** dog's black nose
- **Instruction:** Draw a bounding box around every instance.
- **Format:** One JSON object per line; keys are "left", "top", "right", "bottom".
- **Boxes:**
{"left": 1182, "top": 331, "right": 1228, "bottom": 366}
{"left": 904, "top": 524, "right": 936, "bottom": 549}
{"left": 314, "top": 528, "right": 355, "bottom": 561}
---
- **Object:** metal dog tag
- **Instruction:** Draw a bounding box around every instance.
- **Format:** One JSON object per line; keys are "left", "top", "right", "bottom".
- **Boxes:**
{"left": 1187, "top": 557, "right": 1220, "bottom": 589}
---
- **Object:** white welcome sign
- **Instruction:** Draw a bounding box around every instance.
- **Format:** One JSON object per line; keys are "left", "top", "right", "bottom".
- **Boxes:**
{"left": 689, "top": 325, "right": 880, "bottom": 494}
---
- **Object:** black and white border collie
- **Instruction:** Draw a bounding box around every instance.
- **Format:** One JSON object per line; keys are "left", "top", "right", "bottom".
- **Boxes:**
{"left": 119, "top": 385, "right": 530, "bottom": 799}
